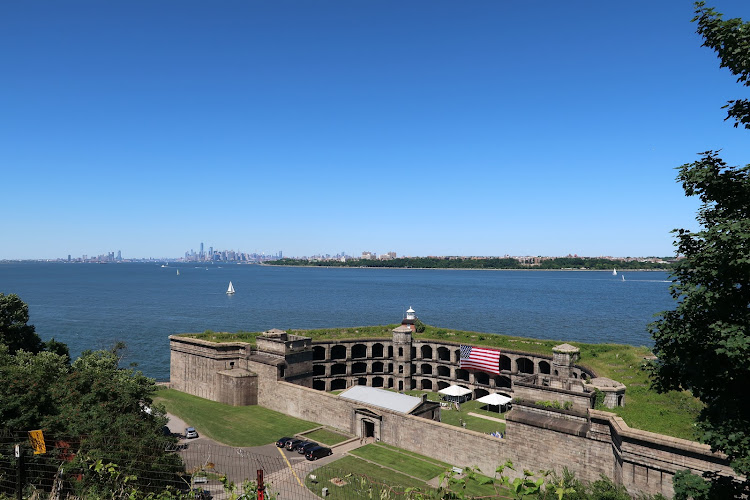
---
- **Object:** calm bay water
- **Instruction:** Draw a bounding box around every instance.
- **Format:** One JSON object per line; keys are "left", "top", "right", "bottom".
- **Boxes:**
{"left": 0, "top": 262, "right": 674, "bottom": 380}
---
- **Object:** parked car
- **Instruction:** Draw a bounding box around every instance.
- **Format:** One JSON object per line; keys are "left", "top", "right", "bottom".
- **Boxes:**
{"left": 296, "top": 441, "right": 318, "bottom": 454}
{"left": 185, "top": 427, "right": 199, "bottom": 439}
{"left": 190, "top": 488, "right": 211, "bottom": 500}
{"left": 275, "top": 437, "right": 294, "bottom": 448}
{"left": 305, "top": 446, "right": 333, "bottom": 461}
{"left": 285, "top": 438, "right": 304, "bottom": 451}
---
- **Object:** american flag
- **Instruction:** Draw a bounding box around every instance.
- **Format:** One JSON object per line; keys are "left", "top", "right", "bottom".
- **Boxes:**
{"left": 460, "top": 345, "right": 501, "bottom": 375}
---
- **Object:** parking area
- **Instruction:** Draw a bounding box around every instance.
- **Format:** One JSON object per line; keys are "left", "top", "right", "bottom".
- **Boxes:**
{"left": 164, "top": 414, "right": 355, "bottom": 499}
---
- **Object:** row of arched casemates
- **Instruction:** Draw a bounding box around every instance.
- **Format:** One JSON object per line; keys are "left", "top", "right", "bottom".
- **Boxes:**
{"left": 309, "top": 323, "right": 592, "bottom": 396}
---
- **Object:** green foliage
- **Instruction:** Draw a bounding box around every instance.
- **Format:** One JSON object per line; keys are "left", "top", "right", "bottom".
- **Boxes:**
{"left": 0, "top": 292, "right": 43, "bottom": 354}
{"left": 649, "top": 3, "right": 750, "bottom": 491}
{"left": 219, "top": 474, "right": 276, "bottom": 499}
{"left": 0, "top": 295, "right": 181, "bottom": 489}
{"left": 269, "top": 256, "right": 673, "bottom": 271}
{"left": 495, "top": 460, "right": 547, "bottom": 499}
{"left": 693, "top": 2, "right": 750, "bottom": 129}
{"left": 414, "top": 319, "right": 426, "bottom": 333}
{"left": 585, "top": 475, "right": 632, "bottom": 500}
{"left": 539, "top": 467, "right": 581, "bottom": 500}
{"left": 672, "top": 470, "right": 712, "bottom": 500}
{"left": 648, "top": 144, "right": 750, "bottom": 468}
{"left": 592, "top": 389, "right": 606, "bottom": 410}
{"left": 534, "top": 400, "right": 573, "bottom": 411}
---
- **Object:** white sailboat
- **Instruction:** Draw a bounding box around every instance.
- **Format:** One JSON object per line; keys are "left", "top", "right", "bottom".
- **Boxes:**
{"left": 176, "top": 269, "right": 180, "bottom": 276}
{"left": 612, "top": 269, "right": 617, "bottom": 276}
{"left": 622, "top": 274, "right": 625, "bottom": 281}
{"left": 226, "top": 281, "right": 235, "bottom": 295}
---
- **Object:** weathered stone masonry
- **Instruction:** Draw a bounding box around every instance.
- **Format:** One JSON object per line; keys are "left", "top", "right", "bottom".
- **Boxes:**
{"left": 169, "top": 328, "right": 734, "bottom": 498}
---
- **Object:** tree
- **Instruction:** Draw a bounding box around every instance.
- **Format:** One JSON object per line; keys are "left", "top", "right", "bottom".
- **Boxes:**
{"left": 693, "top": 1, "right": 750, "bottom": 129}
{"left": 649, "top": 2, "right": 750, "bottom": 490}
{"left": 0, "top": 292, "right": 43, "bottom": 354}
{"left": 0, "top": 295, "right": 181, "bottom": 494}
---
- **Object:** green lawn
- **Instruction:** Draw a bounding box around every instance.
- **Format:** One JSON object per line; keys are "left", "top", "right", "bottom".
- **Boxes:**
{"left": 301, "top": 428, "right": 351, "bottom": 446}
{"left": 350, "top": 444, "right": 447, "bottom": 480}
{"left": 305, "top": 455, "right": 424, "bottom": 499}
{"left": 374, "top": 443, "right": 451, "bottom": 468}
{"left": 154, "top": 389, "right": 318, "bottom": 446}
{"left": 306, "top": 444, "right": 509, "bottom": 499}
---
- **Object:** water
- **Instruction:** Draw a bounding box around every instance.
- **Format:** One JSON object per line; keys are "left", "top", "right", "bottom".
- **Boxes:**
{"left": 0, "top": 262, "right": 675, "bottom": 380}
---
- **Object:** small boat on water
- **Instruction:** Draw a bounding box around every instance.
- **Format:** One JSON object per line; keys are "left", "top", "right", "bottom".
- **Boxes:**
{"left": 176, "top": 269, "right": 180, "bottom": 276}
{"left": 622, "top": 274, "right": 625, "bottom": 281}
{"left": 226, "top": 281, "right": 235, "bottom": 295}
{"left": 612, "top": 268, "right": 617, "bottom": 276}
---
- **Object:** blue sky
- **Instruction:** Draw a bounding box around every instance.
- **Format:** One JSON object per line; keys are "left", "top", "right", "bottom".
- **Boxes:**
{"left": 2, "top": 1, "right": 749, "bottom": 260}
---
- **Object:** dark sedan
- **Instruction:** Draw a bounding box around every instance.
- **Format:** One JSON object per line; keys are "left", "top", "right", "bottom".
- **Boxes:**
{"left": 305, "top": 446, "right": 333, "bottom": 461}
{"left": 275, "top": 437, "right": 294, "bottom": 448}
{"left": 296, "top": 441, "right": 318, "bottom": 454}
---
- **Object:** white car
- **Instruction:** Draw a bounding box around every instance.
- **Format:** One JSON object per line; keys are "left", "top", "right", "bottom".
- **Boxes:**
{"left": 185, "top": 427, "right": 198, "bottom": 439}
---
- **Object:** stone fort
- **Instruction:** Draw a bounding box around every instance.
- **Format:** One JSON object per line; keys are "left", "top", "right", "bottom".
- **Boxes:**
{"left": 169, "top": 309, "right": 733, "bottom": 498}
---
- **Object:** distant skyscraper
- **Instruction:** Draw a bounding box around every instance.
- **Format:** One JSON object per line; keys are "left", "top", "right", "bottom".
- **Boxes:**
{"left": 117, "top": 250, "right": 122, "bottom": 261}
{"left": 279, "top": 250, "right": 283, "bottom": 259}
{"left": 200, "top": 242, "right": 204, "bottom": 259}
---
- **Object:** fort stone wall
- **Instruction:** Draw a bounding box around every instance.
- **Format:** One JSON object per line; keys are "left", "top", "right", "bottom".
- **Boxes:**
{"left": 168, "top": 333, "right": 735, "bottom": 497}
{"left": 170, "top": 336, "right": 251, "bottom": 404}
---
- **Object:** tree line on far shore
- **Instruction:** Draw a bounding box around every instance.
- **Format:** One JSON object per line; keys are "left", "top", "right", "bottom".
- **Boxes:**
{"left": 268, "top": 256, "right": 675, "bottom": 271}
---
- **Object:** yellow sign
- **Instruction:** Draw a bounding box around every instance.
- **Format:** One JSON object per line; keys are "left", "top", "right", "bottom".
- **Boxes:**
{"left": 28, "top": 430, "right": 46, "bottom": 455}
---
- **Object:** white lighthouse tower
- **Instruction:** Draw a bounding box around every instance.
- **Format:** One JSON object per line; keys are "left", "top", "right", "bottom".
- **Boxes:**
{"left": 402, "top": 306, "right": 418, "bottom": 331}
{"left": 406, "top": 307, "right": 416, "bottom": 320}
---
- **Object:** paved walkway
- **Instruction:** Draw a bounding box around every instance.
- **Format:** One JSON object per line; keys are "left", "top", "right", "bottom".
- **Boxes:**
{"left": 467, "top": 412, "right": 505, "bottom": 423}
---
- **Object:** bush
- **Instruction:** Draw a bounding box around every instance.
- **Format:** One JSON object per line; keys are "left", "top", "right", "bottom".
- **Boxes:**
{"left": 413, "top": 319, "right": 426, "bottom": 333}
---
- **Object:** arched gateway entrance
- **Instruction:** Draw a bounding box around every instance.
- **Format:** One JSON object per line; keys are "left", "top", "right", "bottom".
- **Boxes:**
{"left": 355, "top": 408, "right": 382, "bottom": 441}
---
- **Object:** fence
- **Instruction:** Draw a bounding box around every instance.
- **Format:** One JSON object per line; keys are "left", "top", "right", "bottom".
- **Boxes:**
{"left": 1, "top": 432, "right": 512, "bottom": 500}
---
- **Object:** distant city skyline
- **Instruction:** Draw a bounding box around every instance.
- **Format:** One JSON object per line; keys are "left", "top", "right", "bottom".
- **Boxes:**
{"left": 2, "top": 1, "right": 749, "bottom": 261}
{"left": 6, "top": 248, "right": 676, "bottom": 263}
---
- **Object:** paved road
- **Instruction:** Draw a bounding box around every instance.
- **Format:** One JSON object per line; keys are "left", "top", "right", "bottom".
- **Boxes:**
{"left": 164, "top": 414, "right": 361, "bottom": 499}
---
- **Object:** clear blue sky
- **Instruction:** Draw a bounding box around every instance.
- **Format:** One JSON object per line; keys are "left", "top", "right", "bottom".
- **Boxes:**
{"left": 2, "top": 1, "right": 749, "bottom": 260}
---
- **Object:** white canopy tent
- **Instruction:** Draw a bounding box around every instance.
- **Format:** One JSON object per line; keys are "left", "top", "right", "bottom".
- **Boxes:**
{"left": 476, "top": 393, "right": 512, "bottom": 412}
{"left": 438, "top": 385, "right": 473, "bottom": 403}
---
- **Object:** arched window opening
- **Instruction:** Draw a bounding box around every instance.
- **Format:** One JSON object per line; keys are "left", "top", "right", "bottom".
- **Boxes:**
{"left": 352, "top": 344, "right": 367, "bottom": 359}
{"left": 313, "top": 346, "right": 326, "bottom": 361}
{"left": 331, "top": 345, "right": 346, "bottom": 360}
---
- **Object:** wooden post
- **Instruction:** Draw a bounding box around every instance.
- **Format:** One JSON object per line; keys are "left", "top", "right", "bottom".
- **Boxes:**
{"left": 15, "top": 445, "right": 22, "bottom": 500}
{"left": 256, "top": 469, "right": 264, "bottom": 500}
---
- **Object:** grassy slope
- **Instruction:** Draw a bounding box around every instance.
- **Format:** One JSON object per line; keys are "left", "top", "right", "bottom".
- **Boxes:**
{"left": 302, "top": 428, "right": 350, "bottom": 446}
{"left": 350, "top": 444, "right": 447, "bottom": 480}
{"left": 154, "top": 389, "right": 318, "bottom": 446}
{"left": 306, "top": 444, "right": 508, "bottom": 499}
{"left": 180, "top": 324, "right": 702, "bottom": 440}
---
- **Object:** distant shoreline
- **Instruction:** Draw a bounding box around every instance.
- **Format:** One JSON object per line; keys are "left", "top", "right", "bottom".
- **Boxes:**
{"left": 261, "top": 263, "right": 669, "bottom": 272}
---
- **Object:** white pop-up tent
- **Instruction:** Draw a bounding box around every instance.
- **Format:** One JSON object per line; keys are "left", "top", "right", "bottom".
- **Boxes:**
{"left": 438, "top": 385, "right": 473, "bottom": 403}
{"left": 476, "top": 393, "right": 512, "bottom": 412}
